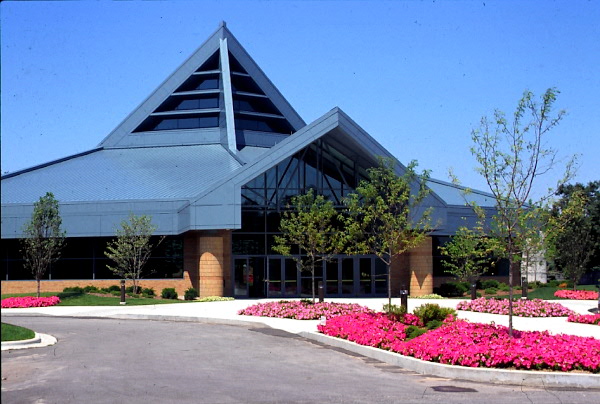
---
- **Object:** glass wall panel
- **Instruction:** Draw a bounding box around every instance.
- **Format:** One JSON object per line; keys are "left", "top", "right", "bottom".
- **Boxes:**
{"left": 268, "top": 258, "right": 282, "bottom": 297}
{"left": 374, "top": 259, "right": 387, "bottom": 294}
{"left": 359, "top": 258, "right": 372, "bottom": 295}
{"left": 284, "top": 259, "right": 298, "bottom": 296}
{"left": 325, "top": 259, "right": 339, "bottom": 295}
{"left": 341, "top": 258, "right": 354, "bottom": 295}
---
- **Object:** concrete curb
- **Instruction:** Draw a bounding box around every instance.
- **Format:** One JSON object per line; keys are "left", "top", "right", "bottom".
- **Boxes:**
{"left": 1, "top": 332, "right": 57, "bottom": 351}
{"left": 299, "top": 331, "right": 600, "bottom": 389}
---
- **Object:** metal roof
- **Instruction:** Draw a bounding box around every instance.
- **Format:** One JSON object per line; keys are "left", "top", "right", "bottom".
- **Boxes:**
{"left": 426, "top": 178, "right": 497, "bottom": 207}
{"left": 1, "top": 144, "right": 241, "bottom": 204}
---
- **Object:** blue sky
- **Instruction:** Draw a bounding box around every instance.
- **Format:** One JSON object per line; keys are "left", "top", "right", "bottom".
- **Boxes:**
{"left": 1, "top": 0, "right": 598, "bottom": 200}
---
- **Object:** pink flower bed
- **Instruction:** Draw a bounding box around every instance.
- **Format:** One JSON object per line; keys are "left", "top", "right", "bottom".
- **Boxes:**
{"left": 456, "top": 298, "right": 574, "bottom": 317}
{"left": 1, "top": 296, "right": 61, "bottom": 309}
{"left": 319, "top": 314, "right": 600, "bottom": 372}
{"left": 238, "top": 300, "right": 372, "bottom": 320}
{"left": 568, "top": 313, "right": 600, "bottom": 325}
{"left": 554, "top": 290, "right": 599, "bottom": 300}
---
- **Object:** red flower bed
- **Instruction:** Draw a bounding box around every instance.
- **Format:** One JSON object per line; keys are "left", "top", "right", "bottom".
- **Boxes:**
{"left": 1, "top": 296, "right": 61, "bottom": 308}
{"left": 457, "top": 297, "right": 573, "bottom": 317}
{"left": 568, "top": 313, "right": 600, "bottom": 325}
{"left": 319, "top": 314, "right": 600, "bottom": 372}
{"left": 554, "top": 290, "right": 599, "bottom": 300}
{"left": 238, "top": 300, "right": 372, "bottom": 320}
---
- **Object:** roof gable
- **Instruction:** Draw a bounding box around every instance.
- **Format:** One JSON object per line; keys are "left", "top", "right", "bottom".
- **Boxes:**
{"left": 98, "top": 22, "right": 305, "bottom": 152}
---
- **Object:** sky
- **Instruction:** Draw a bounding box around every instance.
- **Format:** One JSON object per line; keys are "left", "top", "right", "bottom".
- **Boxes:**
{"left": 1, "top": 0, "right": 598, "bottom": 200}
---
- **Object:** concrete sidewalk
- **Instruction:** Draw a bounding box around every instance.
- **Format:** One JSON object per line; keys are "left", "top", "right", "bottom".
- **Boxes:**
{"left": 2, "top": 297, "right": 599, "bottom": 338}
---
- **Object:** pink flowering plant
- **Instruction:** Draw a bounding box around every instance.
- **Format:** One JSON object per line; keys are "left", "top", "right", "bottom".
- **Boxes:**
{"left": 554, "top": 290, "right": 599, "bottom": 300}
{"left": 238, "top": 300, "right": 372, "bottom": 320}
{"left": 568, "top": 313, "right": 600, "bottom": 325}
{"left": 1, "top": 296, "right": 61, "bottom": 309}
{"left": 319, "top": 314, "right": 600, "bottom": 372}
{"left": 456, "top": 297, "right": 574, "bottom": 317}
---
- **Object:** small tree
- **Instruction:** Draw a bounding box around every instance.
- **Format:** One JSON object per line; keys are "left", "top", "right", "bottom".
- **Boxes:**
{"left": 20, "top": 192, "right": 66, "bottom": 297}
{"left": 546, "top": 189, "right": 594, "bottom": 289}
{"left": 343, "top": 158, "right": 433, "bottom": 307}
{"left": 273, "top": 189, "right": 344, "bottom": 302}
{"left": 105, "top": 214, "right": 163, "bottom": 293}
{"left": 439, "top": 225, "right": 497, "bottom": 290}
{"left": 470, "top": 88, "right": 576, "bottom": 336}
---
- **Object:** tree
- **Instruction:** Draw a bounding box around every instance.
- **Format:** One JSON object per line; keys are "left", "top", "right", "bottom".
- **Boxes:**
{"left": 439, "top": 225, "right": 497, "bottom": 289}
{"left": 343, "top": 157, "right": 433, "bottom": 307}
{"left": 273, "top": 189, "right": 344, "bottom": 302}
{"left": 105, "top": 214, "right": 163, "bottom": 293}
{"left": 470, "top": 88, "right": 576, "bottom": 336}
{"left": 546, "top": 183, "right": 598, "bottom": 288}
{"left": 20, "top": 192, "right": 66, "bottom": 297}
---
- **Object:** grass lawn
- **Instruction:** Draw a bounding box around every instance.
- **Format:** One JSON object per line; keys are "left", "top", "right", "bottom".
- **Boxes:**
{"left": 527, "top": 285, "right": 597, "bottom": 300}
{"left": 1, "top": 323, "right": 35, "bottom": 341}
{"left": 1, "top": 292, "right": 192, "bottom": 306}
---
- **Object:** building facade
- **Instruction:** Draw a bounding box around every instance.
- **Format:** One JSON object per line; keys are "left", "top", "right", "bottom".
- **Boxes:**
{"left": 1, "top": 23, "right": 501, "bottom": 297}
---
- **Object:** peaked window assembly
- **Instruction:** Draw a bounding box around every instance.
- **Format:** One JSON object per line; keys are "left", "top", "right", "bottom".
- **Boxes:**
{"left": 133, "top": 49, "right": 294, "bottom": 136}
{"left": 134, "top": 51, "right": 222, "bottom": 132}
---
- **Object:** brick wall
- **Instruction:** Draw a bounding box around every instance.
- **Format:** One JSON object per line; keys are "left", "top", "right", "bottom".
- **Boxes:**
{"left": 0, "top": 274, "right": 193, "bottom": 297}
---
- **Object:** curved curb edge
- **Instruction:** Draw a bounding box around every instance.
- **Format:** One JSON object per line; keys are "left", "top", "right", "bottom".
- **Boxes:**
{"left": 299, "top": 331, "right": 600, "bottom": 389}
{"left": 1, "top": 332, "right": 57, "bottom": 351}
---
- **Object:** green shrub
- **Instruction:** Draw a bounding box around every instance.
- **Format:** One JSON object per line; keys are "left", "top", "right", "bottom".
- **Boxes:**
{"left": 110, "top": 290, "right": 121, "bottom": 296}
{"left": 548, "top": 280, "right": 560, "bottom": 287}
{"left": 125, "top": 286, "right": 142, "bottom": 294}
{"left": 405, "top": 325, "right": 428, "bottom": 340}
{"left": 481, "top": 280, "right": 499, "bottom": 289}
{"left": 498, "top": 282, "right": 510, "bottom": 291}
{"left": 161, "top": 288, "right": 178, "bottom": 299}
{"left": 383, "top": 303, "right": 407, "bottom": 320}
{"left": 107, "top": 285, "right": 121, "bottom": 293}
{"left": 412, "top": 303, "right": 457, "bottom": 324}
{"left": 425, "top": 319, "right": 443, "bottom": 330}
{"left": 62, "top": 286, "right": 84, "bottom": 294}
{"left": 141, "top": 288, "right": 155, "bottom": 297}
{"left": 484, "top": 287, "right": 498, "bottom": 295}
{"left": 184, "top": 287, "right": 199, "bottom": 301}
{"left": 83, "top": 285, "right": 100, "bottom": 293}
{"left": 435, "top": 282, "right": 468, "bottom": 297}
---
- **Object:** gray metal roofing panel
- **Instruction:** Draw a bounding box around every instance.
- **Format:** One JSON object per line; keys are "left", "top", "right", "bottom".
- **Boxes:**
{"left": 1, "top": 145, "right": 242, "bottom": 204}
{"left": 426, "top": 179, "right": 497, "bottom": 207}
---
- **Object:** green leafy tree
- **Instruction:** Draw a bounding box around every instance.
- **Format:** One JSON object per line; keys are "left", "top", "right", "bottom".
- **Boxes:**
{"left": 105, "top": 214, "right": 164, "bottom": 293}
{"left": 439, "top": 225, "right": 497, "bottom": 287}
{"left": 273, "top": 189, "right": 344, "bottom": 302}
{"left": 20, "top": 192, "right": 66, "bottom": 297}
{"left": 343, "top": 157, "right": 433, "bottom": 306}
{"left": 546, "top": 186, "right": 597, "bottom": 288}
{"left": 470, "top": 88, "right": 576, "bottom": 336}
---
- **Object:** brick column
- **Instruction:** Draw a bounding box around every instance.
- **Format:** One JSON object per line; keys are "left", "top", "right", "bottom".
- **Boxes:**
{"left": 183, "top": 230, "right": 232, "bottom": 298}
{"left": 408, "top": 237, "right": 433, "bottom": 296}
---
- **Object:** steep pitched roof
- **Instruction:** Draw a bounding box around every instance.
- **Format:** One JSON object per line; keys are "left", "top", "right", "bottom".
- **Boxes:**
{"left": 98, "top": 22, "right": 305, "bottom": 153}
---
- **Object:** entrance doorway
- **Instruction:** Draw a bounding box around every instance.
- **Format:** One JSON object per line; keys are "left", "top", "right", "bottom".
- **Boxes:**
{"left": 234, "top": 257, "right": 266, "bottom": 298}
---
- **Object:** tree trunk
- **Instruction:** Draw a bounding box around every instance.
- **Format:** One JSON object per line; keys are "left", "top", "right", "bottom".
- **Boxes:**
{"left": 37, "top": 279, "right": 41, "bottom": 298}
{"left": 508, "top": 259, "right": 514, "bottom": 338}
{"left": 387, "top": 262, "right": 392, "bottom": 308}
{"left": 311, "top": 262, "right": 316, "bottom": 304}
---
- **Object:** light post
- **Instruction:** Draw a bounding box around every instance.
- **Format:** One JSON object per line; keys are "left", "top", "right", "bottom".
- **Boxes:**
{"left": 120, "top": 279, "right": 126, "bottom": 305}
{"left": 399, "top": 284, "right": 408, "bottom": 312}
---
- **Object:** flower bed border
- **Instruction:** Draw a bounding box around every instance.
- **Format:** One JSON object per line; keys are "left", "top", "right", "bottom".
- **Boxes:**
{"left": 302, "top": 331, "right": 600, "bottom": 389}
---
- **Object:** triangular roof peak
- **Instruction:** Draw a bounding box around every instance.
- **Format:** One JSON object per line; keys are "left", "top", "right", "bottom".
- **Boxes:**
{"left": 99, "top": 22, "right": 305, "bottom": 151}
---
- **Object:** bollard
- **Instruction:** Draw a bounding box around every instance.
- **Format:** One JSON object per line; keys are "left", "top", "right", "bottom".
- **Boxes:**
{"left": 471, "top": 283, "right": 477, "bottom": 300}
{"left": 120, "top": 279, "right": 126, "bottom": 305}
{"left": 318, "top": 281, "right": 324, "bottom": 303}
{"left": 521, "top": 276, "right": 528, "bottom": 300}
{"left": 399, "top": 287, "right": 408, "bottom": 312}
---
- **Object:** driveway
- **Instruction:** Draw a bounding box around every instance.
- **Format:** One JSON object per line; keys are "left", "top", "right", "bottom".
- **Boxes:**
{"left": 2, "top": 316, "right": 599, "bottom": 403}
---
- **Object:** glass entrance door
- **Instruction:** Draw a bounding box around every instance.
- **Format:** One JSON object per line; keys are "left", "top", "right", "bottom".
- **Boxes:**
{"left": 234, "top": 257, "right": 266, "bottom": 298}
